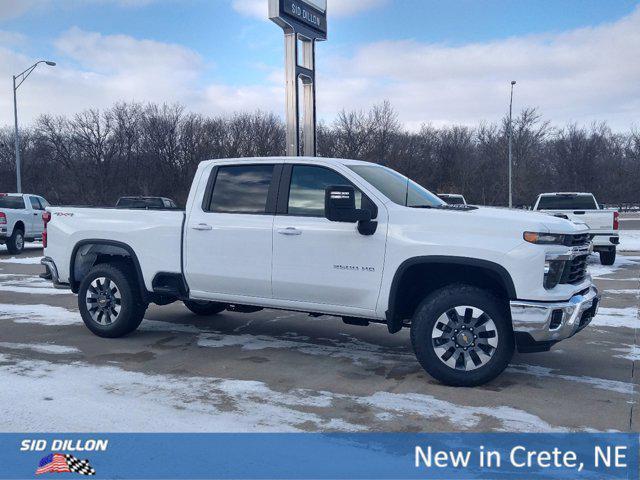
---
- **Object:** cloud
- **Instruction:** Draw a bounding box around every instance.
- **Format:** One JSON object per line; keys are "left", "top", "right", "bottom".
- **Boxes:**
{"left": 231, "top": 0, "right": 388, "bottom": 20}
{"left": 0, "top": 0, "right": 160, "bottom": 20}
{"left": 0, "top": 7, "right": 638, "bottom": 131}
{"left": 315, "top": 6, "right": 640, "bottom": 130}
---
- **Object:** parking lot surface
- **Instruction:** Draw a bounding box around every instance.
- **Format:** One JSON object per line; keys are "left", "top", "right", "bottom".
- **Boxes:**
{"left": 0, "top": 244, "right": 637, "bottom": 433}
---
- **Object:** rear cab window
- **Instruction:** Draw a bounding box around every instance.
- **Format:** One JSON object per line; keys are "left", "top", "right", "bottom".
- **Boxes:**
{"left": 0, "top": 195, "right": 26, "bottom": 209}
{"left": 537, "top": 194, "right": 598, "bottom": 210}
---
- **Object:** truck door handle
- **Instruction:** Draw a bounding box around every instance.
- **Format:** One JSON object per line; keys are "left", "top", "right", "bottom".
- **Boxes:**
{"left": 573, "top": 211, "right": 585, "bottom": 215}
{"left": 192, "top": 223, "right": 213, "bottom": 231}
{"left": 277, "top": 227, "right": 302, "bottom": 236}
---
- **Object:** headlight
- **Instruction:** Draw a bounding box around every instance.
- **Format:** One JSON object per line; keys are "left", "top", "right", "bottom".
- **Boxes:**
{"left": 524, "top": 232, "right": 566, "bottom": 245}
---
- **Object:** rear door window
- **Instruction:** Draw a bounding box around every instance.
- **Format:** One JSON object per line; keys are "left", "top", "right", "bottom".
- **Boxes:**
{"left": 208, "top": 164, "right": 275, "bottom": 214}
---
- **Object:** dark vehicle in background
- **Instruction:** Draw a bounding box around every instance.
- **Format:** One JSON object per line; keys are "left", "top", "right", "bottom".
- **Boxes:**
{"left": 437, "top": 194, "right": 467, "bottom": 206}
{"left": 116, "top": 197, "right": 179, "bottom": 210}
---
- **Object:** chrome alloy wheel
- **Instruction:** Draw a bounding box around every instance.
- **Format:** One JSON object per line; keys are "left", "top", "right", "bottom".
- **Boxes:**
{"left": 431, "top": 306, "right": 499, "bottom": 371}
{"left": 85, "top": 277, "right": 122, "bottom": 325}
{"left": 15, "top": 231, "right": 24, "bottom": 250}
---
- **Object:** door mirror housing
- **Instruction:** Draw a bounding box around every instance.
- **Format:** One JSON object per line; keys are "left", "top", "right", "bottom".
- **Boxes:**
{"left": 325, "top": 185, "right": 368, "bottom": 222}
{"left": 325, "top": 185, "right": 377, "bottom": 235}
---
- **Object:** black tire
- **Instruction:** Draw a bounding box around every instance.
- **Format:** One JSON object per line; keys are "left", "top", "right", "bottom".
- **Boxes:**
{"left": 6, "top": 228, "right": 24, "bottom": 255}
{"left": 410, "top": 284, "right": 514, "bottom": 387}
{"left": 599, "top": 249, "right": 616, "bottom": 266}
{"left": 184, "top": 300, "right": 227, "bottom": 316}
{"left": 78, "top": 263, "right": 146, "bottom": 338}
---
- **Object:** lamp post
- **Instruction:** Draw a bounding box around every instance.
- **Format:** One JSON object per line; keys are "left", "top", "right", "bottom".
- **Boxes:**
{"left": 13, "top": 60, "right": 56, "bottom": 193}
{"left": 508, "top": 80, "right": 516, "bottom": 208}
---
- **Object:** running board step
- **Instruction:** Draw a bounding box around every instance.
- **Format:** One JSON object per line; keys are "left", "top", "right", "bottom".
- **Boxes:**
{"left": 342, "top": 317, "right": 370, "bottom": 327}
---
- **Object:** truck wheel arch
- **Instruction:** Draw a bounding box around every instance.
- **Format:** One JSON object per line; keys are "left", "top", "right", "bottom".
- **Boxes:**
{"left": 69, "top": 239, "right": 148, "bottom": 300}
{"left": 385, "top": 256, "right": 517, "bottom": 334}
{"left": 12, "top": 221, "right": 25, "bottom": 235}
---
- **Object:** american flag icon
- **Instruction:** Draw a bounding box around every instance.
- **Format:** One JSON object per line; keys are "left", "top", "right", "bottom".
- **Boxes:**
{"left": 36, "top": 453, "right": 96, "bottom": 476}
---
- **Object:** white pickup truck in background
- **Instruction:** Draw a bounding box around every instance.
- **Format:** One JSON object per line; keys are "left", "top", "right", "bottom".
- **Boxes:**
{"left": 533, "top": 192, "right": 619, "bottom": 265}
{"left": 0, "top": 193, "right": 49, "bottom": 254}
{"left": 41, "top": 157, "right": 600, "bottom": 387}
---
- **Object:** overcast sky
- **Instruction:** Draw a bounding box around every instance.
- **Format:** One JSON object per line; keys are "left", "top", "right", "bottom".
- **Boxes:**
{"left": 0, "top": 0, "right": 638, "bottom": 130}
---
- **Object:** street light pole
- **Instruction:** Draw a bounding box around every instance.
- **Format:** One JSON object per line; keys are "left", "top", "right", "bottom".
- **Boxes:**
{"left": 12, "top": 60, "right": 56, "bottom": 193}
{"left": 508, "top": 80, "right": 516, "bottom": 209}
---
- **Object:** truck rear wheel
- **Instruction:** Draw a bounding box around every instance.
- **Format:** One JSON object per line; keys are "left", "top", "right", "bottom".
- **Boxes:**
{"left": 6, "top": 228, "right": 24, "bottom": 255}
{"left": 410, "top": 285, "right": 514, "bottom": 387}
{"left": 599, "top": 248, "right": 616, "bottom": 266}
{"left": 78, "top": 263, "right": 146, "bottom": 338}
{"left": 184, "top": 300, "right": 227, "bottom": 316}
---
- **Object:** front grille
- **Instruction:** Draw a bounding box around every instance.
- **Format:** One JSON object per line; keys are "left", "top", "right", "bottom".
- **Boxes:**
{"left": 560, "top": 255, "right": 589, "bottom": 284}
{"left": 564, "top": 233, "right": 590, "bottom": 247}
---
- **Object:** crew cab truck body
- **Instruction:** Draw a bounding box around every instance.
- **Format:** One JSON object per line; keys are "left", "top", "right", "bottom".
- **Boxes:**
{"left": 0, "top": 193, "right": 49, "bottom": 254}
{"left": 41, "top": 158, "right": 600, "bottom": 386}
{"left": 533, "top": 193, "right": 619, "bottom": 265}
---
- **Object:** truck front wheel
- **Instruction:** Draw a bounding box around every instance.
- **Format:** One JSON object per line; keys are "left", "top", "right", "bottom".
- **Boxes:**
{"left": 184, "top": 300, "right": 227, "bottom": 316}
{"left": 410, "top": 285, "right": 514, "bottom": 387}
{"left": 599, "top": 248, "right": 616, "bottom": 266}
{"left": 78, "top": 263, "right": 146, "bottom": 338}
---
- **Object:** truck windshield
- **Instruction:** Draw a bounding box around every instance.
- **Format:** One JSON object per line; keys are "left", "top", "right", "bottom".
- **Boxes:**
{"left": 0, "top": 196, "right": 25, "bottom": 209}
{"left": 537, "top": 195, "right": 598, "bottom": 210}
{"left": 348, "top": 165, "right": 444, "bottom": 208}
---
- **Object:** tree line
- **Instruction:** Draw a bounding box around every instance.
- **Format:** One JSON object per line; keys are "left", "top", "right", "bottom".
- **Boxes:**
{"left": 0, "top": 101, "right": 638, "bottom": 208}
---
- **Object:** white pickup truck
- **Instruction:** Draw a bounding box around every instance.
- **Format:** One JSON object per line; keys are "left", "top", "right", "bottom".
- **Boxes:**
{"left": 41, "top": 157, "right": 600, "bottom": 386}
{"left": 0, "top": 193, "right": 49, "bottom": 254}
{"left": 533, "top": 193, "right": 619, "bottom": 265}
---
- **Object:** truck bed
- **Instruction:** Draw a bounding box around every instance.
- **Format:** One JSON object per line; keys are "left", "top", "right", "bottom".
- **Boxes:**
{"left": 45, "top": 207, "right": 185, "bottom": 290}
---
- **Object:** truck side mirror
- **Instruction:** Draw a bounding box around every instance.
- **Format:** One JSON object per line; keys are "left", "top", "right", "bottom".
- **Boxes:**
{"left": 325, "top": 185, "right": 377, "bottom": 235}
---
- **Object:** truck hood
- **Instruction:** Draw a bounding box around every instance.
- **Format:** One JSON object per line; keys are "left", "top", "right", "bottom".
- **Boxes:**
{"left": 465, "top": 206, "right": 587, "bottom": 234}
{"left": 396, "top": 205, "right": 588, "bottom": 237}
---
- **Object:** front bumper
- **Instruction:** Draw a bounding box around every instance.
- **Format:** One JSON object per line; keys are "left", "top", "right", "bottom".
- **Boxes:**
{"left": 510, "top": 286, "right": 599, "bottom": 352}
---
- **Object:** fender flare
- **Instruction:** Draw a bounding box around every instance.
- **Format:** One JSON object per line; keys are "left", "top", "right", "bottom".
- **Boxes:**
{"left": 385, "top": 256, "right": 517, "bottom": 334}
{"left": 69, "top": 239, "right": 148, "bottom": 299}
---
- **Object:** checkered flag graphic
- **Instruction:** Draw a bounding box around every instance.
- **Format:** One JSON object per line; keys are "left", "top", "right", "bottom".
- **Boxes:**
{"left": 64, "top": 454, "right": 96, "bottom": 476}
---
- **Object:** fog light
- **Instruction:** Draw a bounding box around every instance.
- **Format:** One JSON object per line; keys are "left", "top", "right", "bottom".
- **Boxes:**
{"left": 550, "top": 309, "right": 564, "bottom": 329}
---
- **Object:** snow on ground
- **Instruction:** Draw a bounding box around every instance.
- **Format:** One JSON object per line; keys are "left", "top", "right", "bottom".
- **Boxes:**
{"left": 588, "top": 255, "right": 640, "bottom": 278}
{"left": 619, "top": 230, "right": 640, "bottom": 252}
{"left": 612, "top": 345, "right": 640, "bottom": 362}
{"left": 508, "top": 364, "right": 634, "bottom": 395}
{"left": 591, "top": 307, "right": 638, "bottom": 329}
{"left": 0, "top": 303, "right": 80, "bottom": 326}
{"left": 0, "top": 352, "right": 570, "bottom": 433}
{"left": 0, "top": 342, "right": 80, "bottom": 355}
{"left": 0, "top": 255, "right": 43, "bottom": 265}
{"left": 0, "top": 274, "right": 70, "bottom": 295}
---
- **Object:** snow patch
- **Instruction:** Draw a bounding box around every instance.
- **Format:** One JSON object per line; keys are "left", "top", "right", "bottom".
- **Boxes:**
{"left": 0, "top": 303, "right": 80, "bottom": 326}
{"left": 612, "top": 345, "right": 640, "bottom": 362}
{"left": 508, "top": 364, "right": 634, "bottom": 395}
{"left": 355, "top": 391, "right": 567, "bottom": 433}
{"left": 0, "top": 275, "right": 70, "bottom": 296}
{"left": 588, "top": 255, "right": 640, "bottom": 278}
{"left": 0, "top": 256, "right": 43, "bottom": 265}
{"left": 619, "top": 230, "right": 640, "bottom": 252}
{"left": 0, "top": 342, "right": 80, "bottom": 355}
{"left": 0, "top": 354, "right": 359, "bottom": 433}
{"left": 591, "top": 307, "right": 638, "bottom": 329}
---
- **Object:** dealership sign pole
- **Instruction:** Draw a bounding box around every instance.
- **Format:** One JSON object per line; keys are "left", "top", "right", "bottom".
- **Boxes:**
{"left": 269, "top": 0, "right": 327, "bottom": 156}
